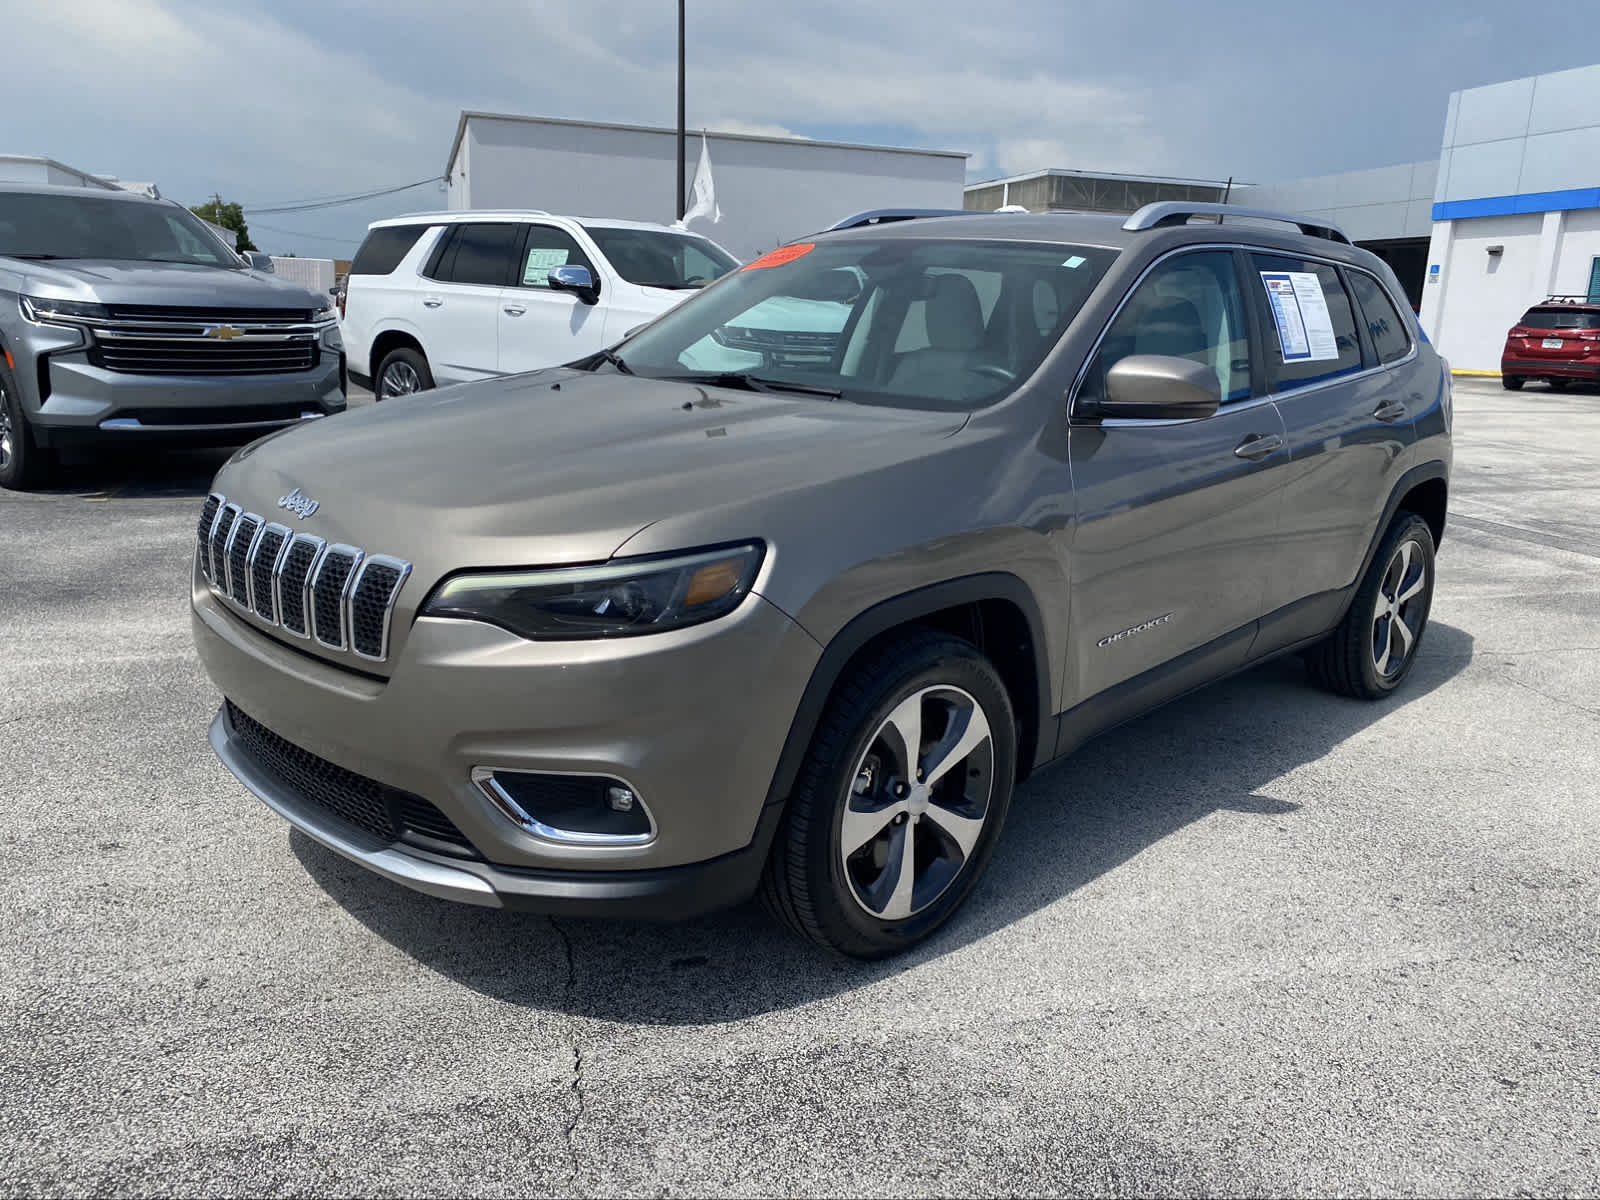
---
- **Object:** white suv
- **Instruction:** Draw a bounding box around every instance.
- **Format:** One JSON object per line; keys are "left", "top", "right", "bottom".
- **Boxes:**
{"left": 340, "top": 211, "right": 740, "bottom": 398}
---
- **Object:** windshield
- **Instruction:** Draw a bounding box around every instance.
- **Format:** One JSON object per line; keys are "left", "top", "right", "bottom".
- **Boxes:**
{"left": 582, "top": 226, "right": 740, "bottom": 289}
{"left": 613, "top": 237, "right": 1118, "bottom": 410}
{"left": 0, "top": 192, "right": 240, "bottom": 267}
{"left": 1521, "top": 307, "right": 1600, "bottom": 331}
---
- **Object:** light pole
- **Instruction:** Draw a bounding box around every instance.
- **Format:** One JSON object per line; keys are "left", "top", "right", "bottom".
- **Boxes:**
{"left": 676, "top": 0, "right": 687, "bottom": 220}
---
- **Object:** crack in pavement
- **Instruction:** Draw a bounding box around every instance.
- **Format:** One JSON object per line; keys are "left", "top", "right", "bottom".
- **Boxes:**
{"left": 1500, "top": 674, "right": 1600, "bottom": 722}
{"left": 550, "top": 916, "right": 587, "bottom": 1187}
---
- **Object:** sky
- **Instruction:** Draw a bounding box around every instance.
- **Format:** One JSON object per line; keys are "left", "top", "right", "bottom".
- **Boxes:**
{"left": 5, "top": 0, "right": 1597, "bottom": 259}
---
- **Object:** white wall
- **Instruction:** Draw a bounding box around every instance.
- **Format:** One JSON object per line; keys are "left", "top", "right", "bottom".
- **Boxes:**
{"left": 269, "top": 256, "right": 336, "bottom": 293}
{"left": 1438, "top": 63, "right": 1600, "bottom": 205}
{"left": 446, "top": 115, "right": 968, "bottom": 261}
{"left": 1233, "top": 160, "right": 1437, "bottom": 242}
{"left": 1553, "top": 210, "right": 1600, "bottom": 298}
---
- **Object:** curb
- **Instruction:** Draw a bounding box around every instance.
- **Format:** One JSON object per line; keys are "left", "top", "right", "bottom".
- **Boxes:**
{"left": 1451, "top": 369, "right": 1501, "bottom": 378}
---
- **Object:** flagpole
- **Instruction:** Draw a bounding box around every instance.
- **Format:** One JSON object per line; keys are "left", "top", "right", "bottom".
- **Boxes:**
{"left": 676, "top": 0, "right": 687, "bottom": 220}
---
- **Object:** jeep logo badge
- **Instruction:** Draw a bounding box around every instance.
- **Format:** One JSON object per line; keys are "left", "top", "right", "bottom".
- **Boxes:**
{"left": 277, "top": 487, "right": 320, "bottom": 519}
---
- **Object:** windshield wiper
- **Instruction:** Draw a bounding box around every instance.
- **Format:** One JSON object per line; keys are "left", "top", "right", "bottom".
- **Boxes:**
{"left": 598, "top": 348, "right": 633, "bottom": 374}
{"left": 5, "top": 253, "right": 68, "bottom": 260}
{"left": 665, "top": 372, "right": 842, "bottom": 399}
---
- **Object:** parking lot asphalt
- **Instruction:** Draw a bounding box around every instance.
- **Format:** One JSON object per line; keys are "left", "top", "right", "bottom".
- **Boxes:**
{"left": 2, "top": 378, "right": 1598, "bottom": 1197}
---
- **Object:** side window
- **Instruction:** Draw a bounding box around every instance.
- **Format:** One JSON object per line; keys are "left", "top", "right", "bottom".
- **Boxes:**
{"left": 427, "top": 222, "right": 519, "bottom": 286}
{"left": 1250, "top": 253, "right": 1363, "bottom": 390}
{"left": 1082, "top": 250, "right": 1252, "bottom": 406}
{"left": 1347, "top": 270, "right": 1412, "bottom": 365}
{"left": 350, "top": 225, "right": 429, "bottom": 276}
{"left": 515, "top": 225, "right": 594, "bottom": 289}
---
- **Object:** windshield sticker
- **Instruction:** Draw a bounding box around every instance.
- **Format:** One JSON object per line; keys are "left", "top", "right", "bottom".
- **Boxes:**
{"left": 1062, "top": 255, "right": 1087, "bottom": 269}
{"left": 523, "top": 248, "right": 570, "bottom": 283}
{"left": 1260, "top": 271, "right": 1339, "bottom": 362}
{"left": 742, "top": 243, "right": 815, "bottom": 271}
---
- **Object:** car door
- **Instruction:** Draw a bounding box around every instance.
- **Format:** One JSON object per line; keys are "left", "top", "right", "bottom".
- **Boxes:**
{"left": 497, "top": 223, "right": 610, "bottom": 375}
{"left": 1247, "top": 253, "right": 1416, "bottom": 645}
{"left": 416, "top": 221, "right": 520, "bottom": 385}
{"left": 1065, "top": 248, "right": 1291, "bottom": 710}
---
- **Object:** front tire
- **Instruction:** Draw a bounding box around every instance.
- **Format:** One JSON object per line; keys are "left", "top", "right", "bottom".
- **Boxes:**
{"left": 761, "top": 631, "right": 1017, "bottom": 959}
{"left": 1305, "top": 513, "right": 1436, "bottom": 700}
{"left": 0, "top": 361, "right": 54, "bottom": 492}
{"left": 375, "top": 346, "right": 433, "bottom": 400}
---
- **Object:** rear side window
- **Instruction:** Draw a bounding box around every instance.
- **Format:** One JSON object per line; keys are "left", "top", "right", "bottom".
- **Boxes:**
{"left": 1250, "top": 254, "right": 1362, "bottom": 391}
{"left": 1519, "top": 306, "right": 1600, "bottom": 331}
{"left": 1348, "top": 271, "right": 1412, "bottom": 365}
{"left": 350, "top": 225, "right": 428, "bottom": 276}
{"left": 424, "top": 222, "right": 520, "bottom": 286}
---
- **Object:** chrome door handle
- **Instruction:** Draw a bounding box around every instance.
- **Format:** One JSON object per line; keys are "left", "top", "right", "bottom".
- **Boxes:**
{"left": 1234, "top": 432, "right": 1285, "bottom": 460}
{"left": 1373, "top": 399, "right": 1408, "bottom": 423}
{"left": 503, "top": 305, "right": 526, "bottom": 316}
{"left": 422, "top": 297, "right": 442, "bottom": 308}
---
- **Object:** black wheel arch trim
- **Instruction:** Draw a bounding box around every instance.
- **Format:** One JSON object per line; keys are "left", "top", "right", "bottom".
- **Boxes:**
{"left": 761, "top": 572, "right": 1055, "bottom": 821}
{"left": 1356, "top": 460, "right": 1449, "bottom": 587}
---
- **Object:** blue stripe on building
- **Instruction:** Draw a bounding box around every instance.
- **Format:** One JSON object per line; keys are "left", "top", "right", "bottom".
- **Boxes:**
{"left": 1432, "top": 186, "right": 1600, "bottom": 222}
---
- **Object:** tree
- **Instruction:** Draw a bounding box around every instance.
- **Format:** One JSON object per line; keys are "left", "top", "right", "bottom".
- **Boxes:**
{"left": 190, "top": 198, "right": 257, "bottom": 252}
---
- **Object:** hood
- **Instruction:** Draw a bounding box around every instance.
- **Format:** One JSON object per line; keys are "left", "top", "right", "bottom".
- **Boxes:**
{"left": 214, "top": 369, "right": 967, "bottom": 579}
{"left": 16, "top": 259, "right": 325, "bottom": 309}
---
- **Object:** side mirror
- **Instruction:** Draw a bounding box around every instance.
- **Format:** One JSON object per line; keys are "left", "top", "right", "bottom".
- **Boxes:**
{"left": 1092, "top": 355, "right": 1220, "bottom": 420}
{"left": 549, "top": 264, "right": 599, "bottom": 306}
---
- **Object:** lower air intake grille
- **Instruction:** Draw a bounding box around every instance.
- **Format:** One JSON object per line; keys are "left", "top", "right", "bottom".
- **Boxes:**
{"left": 225, "top": 701, "right": 477, "bottom": 857}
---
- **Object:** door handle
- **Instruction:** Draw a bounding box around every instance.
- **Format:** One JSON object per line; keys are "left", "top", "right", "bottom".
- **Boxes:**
{"left": 503, "top": 304, "right": 526, "bottom": 316}
{"left": 422, "top": 297, "right": 442, "bottom": 308}
{"left": 1233, "top": 432, "right": 1284, "bottom": 461}
{"left": 1373, "top": 399, "right": 1407, "bottom": 423}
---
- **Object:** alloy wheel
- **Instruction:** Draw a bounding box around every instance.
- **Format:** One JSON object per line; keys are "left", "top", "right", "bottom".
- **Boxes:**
{"left": 0, "top": 385, "right": 12, "bottom": 473}
{"left": 1372, "top": 539, "right": 1427, "bottom": 677}
{"left": 380, "top": 361, "right": 422, "bottom": 397}
{"left": 838, "top": 685, "right": 995, "bottom": 921}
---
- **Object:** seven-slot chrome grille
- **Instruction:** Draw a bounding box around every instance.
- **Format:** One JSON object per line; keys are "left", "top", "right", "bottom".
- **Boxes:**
{"left": 196, "top": 492, "right": 411, "bottom": 662}
{"left": 85, "top": 305, "right": 324, "bottom": 377}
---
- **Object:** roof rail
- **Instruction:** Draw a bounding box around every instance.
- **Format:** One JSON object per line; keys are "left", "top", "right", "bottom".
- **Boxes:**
{"left": 1122, "top": 201, "right": 1352, "bottom": 245}
{"left": 1539, "top": 293, "right": 1598, "bottom": 305}
{"left": 824, "top": 208, "right": 978, "bottom": 231}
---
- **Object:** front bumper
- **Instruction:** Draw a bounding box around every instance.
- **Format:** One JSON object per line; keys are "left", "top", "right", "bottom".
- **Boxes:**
{"left": 209, "top": 707, "right": 785, "bottom": 917}
{"left": 192, "top": 579, "right": 822, "bottom": 913}
{"left": 21, "top": 335, "right": 345, "bottom": 448}
{"left": 1500, "top": 357, "right": 1600, "bottom": 381}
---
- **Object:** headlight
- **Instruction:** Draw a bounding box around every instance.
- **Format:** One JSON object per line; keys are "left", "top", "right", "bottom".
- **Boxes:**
{"left": 312, "top": 304, "right": 336, "bottom": 324}
{"left": 19, "top": 295, "right": 109, "bottom": 325}
{"left": 421, "top": 542, "right": 764, "bottom": 640}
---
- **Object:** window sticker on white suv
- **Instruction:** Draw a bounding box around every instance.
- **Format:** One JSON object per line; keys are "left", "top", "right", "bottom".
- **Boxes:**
{"left": 522, "top": 247, "right": 571, "bottom": 284}
{"left": 1261, "top": 271, "right": 1339, "bottom": 362}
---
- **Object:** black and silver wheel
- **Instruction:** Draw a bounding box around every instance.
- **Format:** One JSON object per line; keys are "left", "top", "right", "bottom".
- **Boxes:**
{"left": 375, "top": 347, "right": 433, "bottom": 400}
{"left": 762, "top": 631, "right": 1016, "bottom": 958}
{"left": 0, "top": 359, "right": 53, "bottom": 492}
{"left": 1305, "top": 513, "right": 1435, "bottom": 700}
{"left": 1501, "top": 374, "right": 1524, "bottom": 391}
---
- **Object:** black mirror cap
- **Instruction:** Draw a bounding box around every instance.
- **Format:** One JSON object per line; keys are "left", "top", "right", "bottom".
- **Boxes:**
{"left": 548, "top": 264, "right": 600, "bottom": 306}
{"left": 1090, "top": 354, "right": 1222, "bottom": 421}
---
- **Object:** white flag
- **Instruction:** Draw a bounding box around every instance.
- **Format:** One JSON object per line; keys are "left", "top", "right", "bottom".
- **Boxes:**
{"left": 673, "top": 132, "right": 721, "bottom": 229}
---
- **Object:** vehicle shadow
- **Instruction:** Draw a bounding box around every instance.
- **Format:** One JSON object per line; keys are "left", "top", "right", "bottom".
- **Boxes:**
{"left": 37, "top": 444, "right": 234, "bottom": 500}
{"left": 294, "top": 621, "right": 1475, "bottom": 1025}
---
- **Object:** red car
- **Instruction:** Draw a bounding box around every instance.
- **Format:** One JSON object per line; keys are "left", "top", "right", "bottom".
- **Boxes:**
{"left": 1501, "top": 295, "right": 1600, "bottom": 390}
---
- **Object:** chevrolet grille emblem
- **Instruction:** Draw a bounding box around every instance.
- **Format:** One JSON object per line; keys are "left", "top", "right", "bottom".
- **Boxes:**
{"left": 204, "top": 325, "right": 244, "bottom": 340}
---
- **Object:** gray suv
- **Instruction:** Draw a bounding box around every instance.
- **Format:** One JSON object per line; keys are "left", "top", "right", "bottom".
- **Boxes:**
{"left": 0, "top": 183, "right": 345, "bottom": 491}
{"left": 190, "top": 203, "right": 1451, "bottom": 958}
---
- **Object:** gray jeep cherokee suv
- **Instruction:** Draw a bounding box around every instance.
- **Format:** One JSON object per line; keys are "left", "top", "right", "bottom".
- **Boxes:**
{"left": 0, "top": 183, "right": 345, "bottom": 490}
{"left": 190, "top": 203, "right": 1451, "bottom": 958}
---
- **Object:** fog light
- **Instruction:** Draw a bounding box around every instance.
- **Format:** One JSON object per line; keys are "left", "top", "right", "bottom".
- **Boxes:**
{"left": 471, "top": 768, "right": 654, "bottom": 846}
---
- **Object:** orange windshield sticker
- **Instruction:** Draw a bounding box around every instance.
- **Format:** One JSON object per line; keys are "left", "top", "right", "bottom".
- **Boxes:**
{"left": 742, "top": 243, "right": 815, "bottom": 271}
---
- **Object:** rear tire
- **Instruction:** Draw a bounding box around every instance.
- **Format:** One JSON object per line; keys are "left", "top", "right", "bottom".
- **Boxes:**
{"left": 1501, "top": 375, "right": 1524, "bottom": 391}
{"left": 375, "top": 346, "right": 433, "bottom": 400}
{"left": 1549, "top": 378, "right": 1570, "bottom": 392}
{"left": 1305, "top": 513, "right": 1435, "bottom": 700}
{"left": 760, "top": 631, "right": 1016, "bottom": 959}
{"left": 0, "top": 360, "right": 54, "bottom": 492}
